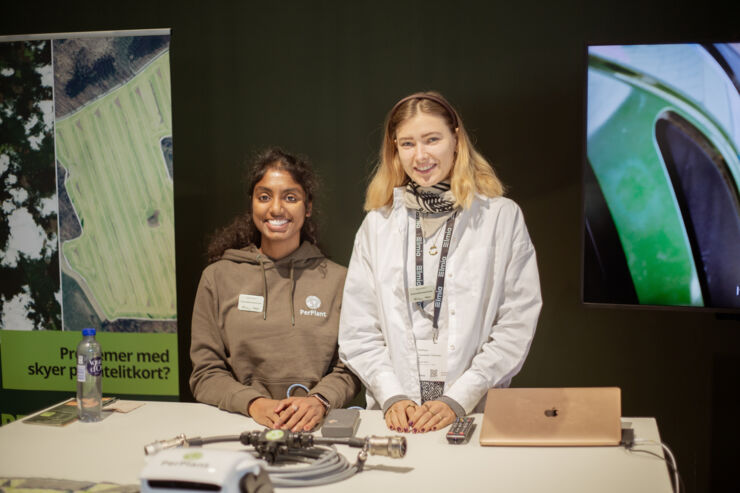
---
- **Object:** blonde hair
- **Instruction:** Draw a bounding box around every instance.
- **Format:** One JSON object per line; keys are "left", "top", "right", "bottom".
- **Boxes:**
{"left": 364, "top": 91, "right": 504, "bottom": 211}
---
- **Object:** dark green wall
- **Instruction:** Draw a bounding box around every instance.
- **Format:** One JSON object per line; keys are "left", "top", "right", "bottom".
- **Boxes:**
{"left": 2, "top": 1, "right": 738, "bottom": 491}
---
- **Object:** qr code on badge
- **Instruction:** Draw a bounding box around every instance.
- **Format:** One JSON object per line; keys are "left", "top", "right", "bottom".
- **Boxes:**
{"left": 430, "top": 369, "right": 438, "bottom": 378}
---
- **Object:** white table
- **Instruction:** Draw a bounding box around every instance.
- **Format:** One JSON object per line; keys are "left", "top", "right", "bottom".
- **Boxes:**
{"left": 0, "top": 401, "right": 673, "bottom": 492}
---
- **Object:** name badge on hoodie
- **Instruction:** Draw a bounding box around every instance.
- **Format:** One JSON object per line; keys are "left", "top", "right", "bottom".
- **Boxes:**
{"left": 238, "top": 294, "right": 264, "bottom": 312}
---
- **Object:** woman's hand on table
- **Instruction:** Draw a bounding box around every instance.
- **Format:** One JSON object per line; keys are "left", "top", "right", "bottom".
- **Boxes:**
{"left": 273, "top": 396, "right": 326, "bottom": 432}
{"left": 385, "top": 399, "right": 420, "bottom": 432}
{"left": 248, "top": 397, "right": 282, "bottom": 428}
{"left": 409, "top": 400, "right": 456, "bottom": 433}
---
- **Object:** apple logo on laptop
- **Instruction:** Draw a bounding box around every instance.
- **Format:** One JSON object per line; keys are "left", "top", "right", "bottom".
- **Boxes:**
{"left": 544, "top": 407, "right": 559, "bottom": 417}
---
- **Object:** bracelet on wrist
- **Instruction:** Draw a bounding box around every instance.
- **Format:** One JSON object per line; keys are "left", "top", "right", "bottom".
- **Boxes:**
{"left": 311, "top": 393, "right": 331, "bottom": 412}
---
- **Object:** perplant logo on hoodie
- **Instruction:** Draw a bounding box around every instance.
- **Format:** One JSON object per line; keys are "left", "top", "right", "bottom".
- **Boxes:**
{"left": 301, "top": 295, "right": 327, "bottom": 318}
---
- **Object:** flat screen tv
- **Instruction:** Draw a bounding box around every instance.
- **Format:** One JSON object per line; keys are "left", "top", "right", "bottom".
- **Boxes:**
{"left": 583, "top": 42, "right": 740, "bottom": 311}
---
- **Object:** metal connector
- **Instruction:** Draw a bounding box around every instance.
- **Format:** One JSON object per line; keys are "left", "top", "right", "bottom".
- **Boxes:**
{"left": 364, "top": 436, "right": 407, "bottom": 458}
{"left": 144, "top": 434, "right": 188, "bottom": 455}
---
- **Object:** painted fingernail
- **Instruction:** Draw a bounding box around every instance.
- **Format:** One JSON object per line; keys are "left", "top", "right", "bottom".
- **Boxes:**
{"left": 408, "top": 421, "right": 414, "bottom": 426}
{"left": 432, "top": 426, "right": 437, "bottom": 431}
{"left": 404, "top": 427, "right": 409, "bottom": 432}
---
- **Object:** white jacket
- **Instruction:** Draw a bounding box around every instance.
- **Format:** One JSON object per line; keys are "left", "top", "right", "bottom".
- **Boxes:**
{"left": 338, "top": 188, "right": 542, "bottom": 414}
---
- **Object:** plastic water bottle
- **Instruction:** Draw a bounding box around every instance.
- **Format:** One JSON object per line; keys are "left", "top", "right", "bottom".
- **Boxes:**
{"left": 76, "top": 328, "right": 102, "bottom": 422}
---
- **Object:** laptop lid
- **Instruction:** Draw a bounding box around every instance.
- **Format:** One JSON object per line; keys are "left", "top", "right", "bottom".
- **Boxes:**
{"left": 479, "top": 387, "right": 622, "bottom": 446}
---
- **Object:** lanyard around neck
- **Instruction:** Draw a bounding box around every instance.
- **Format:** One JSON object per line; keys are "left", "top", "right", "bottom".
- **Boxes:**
{"left": 414, "top": 210, "right": 457, "bottom": 342}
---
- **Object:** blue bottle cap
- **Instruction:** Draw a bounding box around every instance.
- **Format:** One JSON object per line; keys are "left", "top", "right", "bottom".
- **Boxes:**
{"left": 82, "top": 328, "right": 96, "bottom": 336}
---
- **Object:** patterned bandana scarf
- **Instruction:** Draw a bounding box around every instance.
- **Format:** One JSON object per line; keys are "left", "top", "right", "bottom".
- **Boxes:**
{"left": 404, "top": 181, "right": 456, "bottom": 213}
{"left": 404, "top": 181, "right": 457, "bottom": 237}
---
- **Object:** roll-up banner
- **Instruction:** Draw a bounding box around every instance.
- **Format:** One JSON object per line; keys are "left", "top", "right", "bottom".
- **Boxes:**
{"left": 0, "top": 29, "right": 177, "bottom": 424}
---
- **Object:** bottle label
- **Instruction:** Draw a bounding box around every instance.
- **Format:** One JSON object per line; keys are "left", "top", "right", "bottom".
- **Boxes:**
{"left": 77, "top": 364, "right": 86, "bottom": 382}
{"left": 87, "top": 356, "right": 102, "bottom": 376}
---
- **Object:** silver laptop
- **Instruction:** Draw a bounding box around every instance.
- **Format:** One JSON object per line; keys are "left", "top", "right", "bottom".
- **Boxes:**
{"left": 479, "top": 387, "right": 622, "bottom": 446}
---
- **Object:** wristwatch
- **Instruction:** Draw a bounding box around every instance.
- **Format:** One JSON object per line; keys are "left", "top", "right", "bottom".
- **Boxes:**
{"left": 311, "top": 393, "right": 331, "bottom": 412}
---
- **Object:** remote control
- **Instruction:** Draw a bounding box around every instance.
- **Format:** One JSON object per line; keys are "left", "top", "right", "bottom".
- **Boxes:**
{"left": 446, "top": 416, "right": 475, "bottom": 444}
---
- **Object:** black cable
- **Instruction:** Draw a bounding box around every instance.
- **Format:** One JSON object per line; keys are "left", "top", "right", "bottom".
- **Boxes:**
{"left": 313, "top": 436, "right": 365, "bottom": 448}
{"left": 187, "top": 435, "right": 241, "bottom": 446}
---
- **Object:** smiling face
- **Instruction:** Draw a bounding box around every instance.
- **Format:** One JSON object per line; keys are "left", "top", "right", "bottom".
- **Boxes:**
{"left": 251, "top": 167, "right": 311, "bottom": 259}
{"left": 395, "top": 112, "right": 457, "bottom": 187}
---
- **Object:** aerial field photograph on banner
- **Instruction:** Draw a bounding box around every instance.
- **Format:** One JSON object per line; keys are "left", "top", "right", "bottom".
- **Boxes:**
{"left": 54, "top": 34, "right": 175, "bottom": 330}
{"left": 0, "top": 30, "right": 177, "bottom": 420}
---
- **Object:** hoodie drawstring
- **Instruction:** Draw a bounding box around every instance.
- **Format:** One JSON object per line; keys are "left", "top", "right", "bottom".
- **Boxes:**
{"left": 257, "top": 255, "right": 267, "bottom": 320}
{"left": 257, "top": 254, "right": 296, "bottom": 326}
{"left": 289, "top": 259, "right": 295, "bottom": 326}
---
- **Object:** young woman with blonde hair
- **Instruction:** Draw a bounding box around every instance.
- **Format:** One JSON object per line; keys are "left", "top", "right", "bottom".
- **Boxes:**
{"left": 339, "top": 92, "right": 542, "bottom": 433}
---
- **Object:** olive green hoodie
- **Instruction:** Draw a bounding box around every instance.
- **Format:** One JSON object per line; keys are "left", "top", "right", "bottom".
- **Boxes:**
{"left": 189, "top": 241, "right": 359, "bottom": 415}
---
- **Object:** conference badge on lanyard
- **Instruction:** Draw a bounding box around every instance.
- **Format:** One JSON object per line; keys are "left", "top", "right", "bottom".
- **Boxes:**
{"left": 411, "top": 211, "right": 456, "bottom": 343}
{"left": 417, "top": 337, "right": 448, "bottom": 382}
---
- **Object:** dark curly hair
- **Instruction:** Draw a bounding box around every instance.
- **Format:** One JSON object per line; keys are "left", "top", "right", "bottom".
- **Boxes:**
{"left": 206, "top": 148, "right": 320, "bottom": 263}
